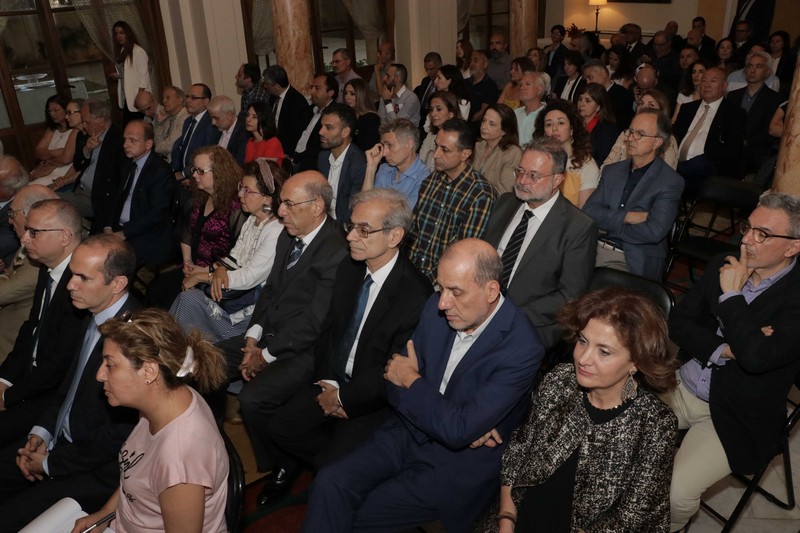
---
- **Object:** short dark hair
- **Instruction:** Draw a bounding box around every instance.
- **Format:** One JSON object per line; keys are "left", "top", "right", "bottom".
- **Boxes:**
{"left": 564, "top": 50, "right": 585, "bottom": 69}
{"left": 692, "top": 16, "right": 706, "bottom": 25}
{"left": 81, "top": 233, "right": 137, "bottom": 284}
{"left": 551, "top": 24, "right": 566, "bottom": 36}
{"left": 192, "top": 83, "right": 212, "bottom": 99}
{"left": 390, "top": 63, "right": 408, "bottom": 85}
{"left": 321, "top": 103, "right": 357, "bottom": 137}
{"left": 263, "top": 65, "right": 289, "bottom": 88}
{"left": 439, "top": 118, "right": 475, "bottom": 152}
{"left": 126, "top": 119, "right": 155, "bottom": 141}
{"left": 424, "top": 51, "right": 443, "bottom": 65}
{"left": 242, "top": 63, "right": 261, "bottom": 85}
{"left": 316, "top": 72, "right": 339, "bottom": 102}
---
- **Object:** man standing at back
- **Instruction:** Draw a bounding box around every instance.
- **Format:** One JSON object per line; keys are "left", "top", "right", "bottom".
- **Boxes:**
{"left": 332, "top": 48, "right": 361, "bottom": 103}
{"left": 487, "top": 33, "right": 511, "bottom": 90}
{"left": 262, "top": 65, "right": 313, "bottom": 156}
{"left": 292, "top": 73, "right": 337, "bottom": 172}
{"left": 235, "top": 63, "right": 269, "bottom": 121}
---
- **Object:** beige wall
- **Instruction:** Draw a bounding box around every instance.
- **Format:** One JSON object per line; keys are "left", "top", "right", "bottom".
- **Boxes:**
{"left": 394, "top": 0, "right": 458, "bottom": 89}
{"left": 560, "top": 0, "right": 700, "bottom": 37}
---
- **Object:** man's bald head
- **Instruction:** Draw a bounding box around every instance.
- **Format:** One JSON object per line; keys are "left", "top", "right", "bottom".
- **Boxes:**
{"left": 0, "top": 156, "right": 29, "bottom": 202}
{"left": 134, "top": 91, "right": 157, "bottom": 118}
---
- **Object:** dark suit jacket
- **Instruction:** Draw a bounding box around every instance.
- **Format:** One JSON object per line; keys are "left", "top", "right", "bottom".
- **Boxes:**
{"left": 36, "top": 296, "right": 139, "bottom": 478}
{"left": 0, "top": 264, "right": 88, "bottom": 407}
{"left": 726, "top": 85, "right": 782, "bottom": 170}
{"left": 276, "top": 85, "right": 313, "bottom": 155}
{"left": 545, "top": 43, "right": 568, "bottom": 80}
{"left": 484, "top": 193, "right": 597, "bottom": 350}
{"left": 669, "top": 253, "right": 800, "bottom": 473}
{"left": 110, "top": 151, "right": 177, "bottom": 267}
{"left": 774, "top": 54, "right": 796, "bottom": 97}
{"left": 606, "top": 83, "right": 635, "bottom": 130}
{"left": 224, "top": 117, "right": 251, "bottom": 167}
{"left": 583, "top": 158, "right": 684, "bottom": 280}
{"left": 627, "top": 41, "right": 654, "bottom": 64}
{"left": 73, "top": 125, "right": 125, "bottom": 233}
{"left": 673, "top": 98, "right": 746, "bottom": 179}
{"left": 317, "top": 144, "right": 367, "bottom": 222}
{"left": 171, "top": 112, "right": 222, "bottom": 178}
{"left": 381, "top": 295, "right": 543, "bottom": 531}
{"left": 248, "top": 218, "right": 348, "bottom": 362}
{"left": 0, "top": 202, "right": 19, "bottom": 267}
{"left": 314, "top": 254, "right": 432, "bottom": 418}
{"left": 590, "top": 119, "right": 621, "bottom": 167}
{"left": 414, "top": 77, "right": 435, "bottom": 130}
{"left": 553, "top": 75, "right": 586, "bottom": 103}
{"left": 293, "top": 110, "right": 325, "bottom": 172}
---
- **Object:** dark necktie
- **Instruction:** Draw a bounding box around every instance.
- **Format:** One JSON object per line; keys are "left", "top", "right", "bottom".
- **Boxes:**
{"left": 286, "top": 238, "right": 305, "bottom": 269}
{"left": 117, "top": 162, "right": 138, "bottom": 225}
{"left": 31, "top": 274, "right": 53, "bottom": 369}
{"left": 272, "top": 96, "right": 281, "bottom": 125}
{"left": 501, "top": 210, "right": 533, "bottom": 288}
{"left": 332, "top": 274, "right": 374, "bottom": 382}
{"left": 181, "top": 118, "right": 198, "bottom": 167}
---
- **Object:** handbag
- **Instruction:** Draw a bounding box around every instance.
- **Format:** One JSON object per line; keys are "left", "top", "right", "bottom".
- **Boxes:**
{"left": 200, "top": 283, "right": 260, "bottom": 315}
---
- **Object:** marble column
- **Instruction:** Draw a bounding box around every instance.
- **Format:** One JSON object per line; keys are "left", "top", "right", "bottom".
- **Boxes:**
{"left": 510, "top": 0, "right": 538, "bottom": 57}
{"left": 772, "top": 56, "right": 800, "bottom": 195}
{"left": 271, "top": 0, "right": 314, "bottom": 93}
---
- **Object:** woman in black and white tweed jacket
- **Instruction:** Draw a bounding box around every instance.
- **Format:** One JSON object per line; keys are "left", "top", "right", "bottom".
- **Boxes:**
{"left": 476, "top": 288, "right": 679, "bottom": 533}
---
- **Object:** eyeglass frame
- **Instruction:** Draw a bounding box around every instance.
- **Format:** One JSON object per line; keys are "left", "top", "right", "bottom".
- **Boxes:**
{"left": 279, "top": 198, "right": 317, "bottom": 210}
{"left": 7, "top": 208, "right": 24, "bottom": 219}
{"left": 23, "top": 226, "right": 66, "bottom": 238}
{"left": 513, "top": 168, "right": 559, "bottom": 183}
{"left": 237, "top": 182, "right": 265, "bottom": 196}
{"left": 623, "top": 128, "right": 660, "bottom": 141}
{"left": 191, "top": 167, "right": 214, "bottom": 176}
{"left": 739, "top": 220, "right": 797, "bottom": 243}
{"left": 344, "top": 223, "right": 392, "bottom": 238}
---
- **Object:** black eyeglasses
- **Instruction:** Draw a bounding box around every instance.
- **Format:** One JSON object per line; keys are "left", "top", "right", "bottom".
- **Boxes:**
{"left": 740, "top": 220, "right": 797, "bottom": 243}
{"left": 623, "top": 128, "right": 660, "bottom": 141}
{"left": 24, "top": 226, "right": 65, "bottom": 238}
{"left": 279, "top": 198, "right": 316, "bottom": 210}
{"left": 344, "top": 223, "right": 390, "bottom": 238}
{"left": 191, "top": 167, "right": 213, "bottom": 175}
{"left": 513, "top": 168, "right": 557, "bottom": 182}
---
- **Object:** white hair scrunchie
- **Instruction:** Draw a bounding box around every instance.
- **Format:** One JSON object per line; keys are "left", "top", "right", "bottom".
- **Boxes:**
{"left": 176, "top": 346, "right": 197, "bottom": 378}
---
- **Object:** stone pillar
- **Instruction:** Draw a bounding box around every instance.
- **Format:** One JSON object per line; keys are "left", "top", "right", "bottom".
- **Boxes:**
{"left": 271, "top": 0, "right": 314, "bottom": 93}
{"left": 510, "top": 0, "right": 537, "bottom": 57}
{"left": 772, "top": 56, "right": 800, "bottom": 195}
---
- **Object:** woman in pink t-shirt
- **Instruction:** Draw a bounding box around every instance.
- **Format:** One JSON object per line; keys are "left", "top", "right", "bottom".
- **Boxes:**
{"left": 72, "top": 309, "right": 229, "bottom": 533}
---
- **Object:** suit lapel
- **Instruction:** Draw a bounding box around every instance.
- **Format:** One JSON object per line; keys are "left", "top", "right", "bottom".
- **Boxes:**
{"left": 623, "top": 159, "right": 662, "bottom": 207}
{"left": 514, "top": 196, "right": 566, "bottom": 275}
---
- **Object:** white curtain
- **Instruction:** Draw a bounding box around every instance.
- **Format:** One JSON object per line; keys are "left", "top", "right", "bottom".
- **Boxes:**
{"left": 342, "top": 0, "right": 385, "bottom": 40}
{"left": 252, "top": 0, "right": 275, "bottom": 59}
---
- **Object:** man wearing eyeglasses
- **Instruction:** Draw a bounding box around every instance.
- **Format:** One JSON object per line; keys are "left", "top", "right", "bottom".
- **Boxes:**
{"left": 0, "top": 199, "right": 87, "bottom": 449}
{"left": 484, "top": 137, "right": 597, "bottom": 351}
{"left": 583, "top": 108, "right": 684, "bottom": 280}
{"left": 665, "top": 191, "right": 800, "bottom": 531}
{"left": 171, "top": 83, "right": 221, "bottom": 182}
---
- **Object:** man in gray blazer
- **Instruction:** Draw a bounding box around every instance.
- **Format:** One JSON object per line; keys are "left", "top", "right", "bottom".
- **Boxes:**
{"left": 484, "top": 137, "right": 597, "bottom": 351}
{"left": 583, "top": 109, "right": 684, "bottom": 280}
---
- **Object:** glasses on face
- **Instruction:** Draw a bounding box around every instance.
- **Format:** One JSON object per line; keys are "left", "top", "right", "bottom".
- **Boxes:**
{"left": 7, "top": 208, "right": 23, "bottom": 220}
{"left": 66, "top": 109, "right": 81, "bottom": 115}
{"left": 623, "top": 128, "right": 659, "bottom": 141}
{"left": 513, "top": 168, "right": 557, "bottom": 183}
{"left": 24, "top": 226, "right": 64, "bottom": 238}
{"left": 187, "top": 95, "right": 208, "bottom": 100}
{"left": 279, "top": 198, "right": 316, "bottom": 210}
{"left": 191, "top": 167, "right": 213, "bottom": 176}
{"left": 344, "top": 223, "right": 390, "bottom": 238}
{"left": 238, "top": 182, "right": 265, "bottom": 196}
{"left": 740, "top": 220, "right": 797, "bottom": 243}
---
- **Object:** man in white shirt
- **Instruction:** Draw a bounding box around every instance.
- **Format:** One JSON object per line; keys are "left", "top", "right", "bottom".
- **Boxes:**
{"left": 317, "top": 103, "right": 366, "bottom": 222}
{"left": 292, "top": 73, "right": 337, "bottom": 172}
{"left": 514, "top": 71, "right": 547, "bottom": 146}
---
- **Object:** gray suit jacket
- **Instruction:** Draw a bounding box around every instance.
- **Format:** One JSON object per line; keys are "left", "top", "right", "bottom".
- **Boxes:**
{"left": 582, "top": 158, "right": 684, "bottom": 280}
{"left": 485, "top": 193, "right": 597, "bottom": 350}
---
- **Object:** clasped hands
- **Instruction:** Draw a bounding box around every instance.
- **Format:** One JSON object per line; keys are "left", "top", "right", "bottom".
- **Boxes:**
{"left": 17, "top": 434, "right": 47, "bottom": 481}
{"left": 239, "top": 339, "right": 267, "bottom": 381}
{"left": 316, "top": 382, "right": 348, "bottom": 419}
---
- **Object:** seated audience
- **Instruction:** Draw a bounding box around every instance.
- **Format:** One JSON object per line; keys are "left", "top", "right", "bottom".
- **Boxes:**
{"left": 0, "top": 234, "right": 138, "bottom": 531}
{"left": 413, "top": 51, "right": 443, "bottom": 131}
{"left": 582, "top": 59, "right": 634, "bottom": 130}
{"left": 29, "top": 96, "right": 79, "bottom": 187}
{"left": 726, "top": 45, "right": 780, "bottom": 93}
{"left": 473, "top": 103, "right": 521, "bottom": 193}
{"left": 465, "top": 50, "right": 500, "bottom": 123}
{"left": 152, "top": 85, "right": 189, "bottom": 164}
{"left": 292, "top": 73, "right": 337, "bottom": 172}
{"left": 317, "top": 103, "right": 366, "bottom": 222}
{"left": 171, "top": 159, "right": 284, "bottom": 342}
{"left": 477, "top": 287, "right": 678, "bottom": 532}
{"left": 456, "top": 40, "right": 473, "bottom": 80}
{"left": 208, "top": 95, "right": 249, "bottom": 166}
{"left": 526, "top": 47, "right": 546, "bottom": 72}
{"left": 377, "top": 63, "right": 421, "bottom": 126}
{"left": 73, "top": 308, "right": 228, "bottom": 533}
{"left": 583, "top": 109, "right": 684, "bottom": 280}
{"left": 244, "top": 101, "right": 284, "bottom": 166}
{"left": 431, "top": 64, "right": 471, "bottom": 126}
{"left": 769, "top": 30, "right": 796, "bottom": 98}
{"left": 418, "top": 91, "right": 460, "bottom": 172}
{"left": 651, "top": 30, "right": 682, "bottom": 93}
{"left": 257, "top": 189, "right": 432, "bottom": 506}
{"left": 370, "top": 41, "right": 395, "bottom": 101}
{"left": 553, "top": 50, "right": 586, "bottom": 103}
{"left": 673, "top": 59, "right": 711, "bottom": 122}
{"left": 603, "top": 89, "right": 679, "bottom": 170}
{"left": 666, "top": 191, "right": 800, "bottom": 531}
{"left": 678, "top": 44, "right": 701, "bottom": 74}
{"left": 714, "top": 37, "right": 740, "bottom": 75}
{"left": 607, "top": 44, "right": 636, "bottom": 89}
{"left": 235, "top": 62, "right": 269, "bottom": 121}
{"left": 577, "top": 83, "right": 619, "bottom": 166}
{"left": 47, "top": 98, "right": 85, "bottom": 192}
{"left": 513, "top": 71, "right": 547, "bottom": 146}
{"left": 688, "top": 16, "right": 716, "bottom": 61}
{"left": 633, "top": 63, "right": 677, "bottom": 115}
{"left": 362, "top": 118, "right": 429, "bottom": 208}
{"left": 484, "top": 137, "right": 597, "bottom": 351}
{"left": 262, "top": 64, "right": 313, "bottom": 157}
{"left": 171, "top": 83, "right": 221, "bottom": 181}
{"left": 534, "top": 99, "right": 599, "bottom": 208}
{"left": 302, "top": 239, "right": 543, "bottom": 532}
{"left": 0, "top": 156, "right": 28, "bottom": 267}
{"left": 342, "top": 78, "right": 381, "bottom": 153}
{"left": 488, "top": 32, "right": 511, "bottom": 90}
{"left": 498, "top": 57, "right": 536, "bottom": 109}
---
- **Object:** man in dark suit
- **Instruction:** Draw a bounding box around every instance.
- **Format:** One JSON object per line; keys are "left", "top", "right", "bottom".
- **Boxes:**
{"left": 303, "top": 239, "right": 543, "bottom": 532}
{"left": 665, "top": 191, "right": 800, "bottom": 531}
{"left": 292, "top": 73, "right": 337, "bottom": 173}
{"left": 208, "top": 95, "right": 250, "bottom": 166}
{"left": 65, "top": 98, "right": 125, "bottom": 232}
{"left": 263, "top": 65, "right": 313, "bottom": 156}
{"left": 545, "top": 24, "right": 568, "bottom": 83}
{"left": 171, "top": 83, "right": 221, "bottom": 181}
{"left": 413, "top": 52, "right": 442, "bottom": 133}
{"left": 622, "top": 23, "right": 654, "bottom": 64}
{"left": 583, "top": 60, "right": 634, "bottom": 130}
{"left": 0, "top": 156, "right": 28, "bottom": 268}
{"left": 216, "top": 171, "right": 348, "bottom": 472}
{"left": 104, "top": 120, "right": 176, "bottom": 268}
{"left": 725, "top": 50, "right": 782, "bottom": 174}
{"left": 690, "top": 17, "right": 716, "bottom": 60}
{"left": 258, "top": 188, "right": 432, "bottom": 506}
{"left": 317, "top": 103, "right": 366, "bottom": 222}
{"left": 484, "top": 137, "right": 597, "bottom": 351}
{"left": 0, "top": 199, "right": 87, "bottom": 448}
{"left": 674, "top": 67, "right": 746, "bottom": 190}
{"left": 583, "top": 109, "right": 684, "bottom": 280}
{"left": 0, "top": 234, "right": 138, "bottom": 531}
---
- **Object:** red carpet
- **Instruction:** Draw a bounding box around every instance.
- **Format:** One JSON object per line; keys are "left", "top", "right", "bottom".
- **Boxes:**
{"left": 243, "top": 470, "right": 312, "bottom": 532}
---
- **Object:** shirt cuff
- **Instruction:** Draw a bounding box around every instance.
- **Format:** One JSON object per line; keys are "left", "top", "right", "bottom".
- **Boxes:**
{"left": 0, "top": 378, "right": 12, "bottom": 390}
{"left": 261, "top": 347, "right": 276, "bottom": 364}
{"left": 30, "top": 426, "right": 53, "bottom": 449}
{"left": 246, "top": 324, "right": 263, "bottom": 342}
{"left": 709, "top": 344, "right": 730, "bottom": 366}
{"left": 718, "top": 290, "right": 742, "bottom": 303}
{"left": 42, "top": 456, "right": 50, "bottom": 477}
{"left": 320, "top": 379, "right": 339, "bottom": 389}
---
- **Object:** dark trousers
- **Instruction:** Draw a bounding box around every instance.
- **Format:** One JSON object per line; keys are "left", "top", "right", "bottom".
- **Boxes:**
{"left": 677, "top": 155, "right": 717, "bottom": 197}
{"left": 0, "top": 396, "right": 52, "bottom": 449}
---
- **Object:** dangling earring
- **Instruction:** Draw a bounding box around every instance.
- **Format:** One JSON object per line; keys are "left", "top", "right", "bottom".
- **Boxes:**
{"left": 621, "top": 370, "right": 637, "bottom": 402}
{"left": 262, "top": 203, "right": 271, "bottom": 213}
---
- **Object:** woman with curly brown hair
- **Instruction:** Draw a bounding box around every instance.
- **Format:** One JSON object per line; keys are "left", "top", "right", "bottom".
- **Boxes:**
{"left": 476, "top": 287, "right": 678, "bottom": 533}
{"left": 72, "top": 308, "right": 229, "bottom": 533}
{"left": 534, "top": 99, "right": 599, "bottom": 207}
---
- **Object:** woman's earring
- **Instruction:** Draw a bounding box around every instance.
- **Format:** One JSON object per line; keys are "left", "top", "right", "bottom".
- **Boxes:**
{"left": 621, "top": 370, "right": 638, "bottom": 402}
{"left": 145, "top": 379, "right": 151, "bottom": 385}
{"left": 262, "top": 203, "right": 272, "bottom": 213}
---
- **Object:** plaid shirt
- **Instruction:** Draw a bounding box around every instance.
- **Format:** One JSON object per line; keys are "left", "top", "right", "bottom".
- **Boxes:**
{"left": 239, "top": 85, "right": 270, "bottom": 119}
{"left": 405, "top": 164, "right": 496, "bottom": 281}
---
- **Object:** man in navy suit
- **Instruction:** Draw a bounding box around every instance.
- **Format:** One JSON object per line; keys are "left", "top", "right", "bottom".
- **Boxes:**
{"left": 208, "top": 95, "right": 250, "bottom": 166}
{"left": 583, "top": 109, "right": 684, "bottom": 280}
{"left": 171, "top": 83, "right": 221, "bottom": 181}
{"left": 303, "top": 239, "right": 543, "bottom": 532}
{"left": 317, "top": 103, "right": 366, "bottom": 222}
{"left": 262, "top": 65, "right": 312, "bottom": 157}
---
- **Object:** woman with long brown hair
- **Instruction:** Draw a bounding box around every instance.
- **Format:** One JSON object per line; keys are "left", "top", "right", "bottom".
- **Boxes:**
{"left": 110, "top": 21, "right": 150, "bottom": 125}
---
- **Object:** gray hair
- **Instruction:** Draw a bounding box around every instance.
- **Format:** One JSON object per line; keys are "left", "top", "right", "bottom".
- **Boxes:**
{"left": 0, "top": 156, "right": 29, "bottom": 197}
{"left": 758, "top": 191, "right": 800, "bottom": 238}
{"left": 379, "top": 118, "right": 420, "bottom": 151}
{"left": 333, "top": 48, "right": 352, "bottom": 61}
{"left": 29, "top": 198, "right": 83, "bottom": 236}
{"left": 522, "top": 136, "right": 568, "bottom": 174}
{"left": 305, "top": 180, "right": 333, "bottom": 211}
{"left": 82, "top": 97, "right": 111, "bottom": 121}
{"left": 163, "top": 85, "right": 186, "bottom": 100}
{"left": 636, "top": 108, "right": 672, "bottom": 157}
{"left": 746, "top": 50, "right": 774, "bottom": 75}
{"left": 18, "top": 184, "right": 57, "bottom": 213}
{"left": 350, "top": 188, "right": 413, "bottom": 235}
{"left": 473, "top": 247, "right": 503, "bottom": 285}
{"left": 208, "top": 95, "right": 236, "bottom": 115}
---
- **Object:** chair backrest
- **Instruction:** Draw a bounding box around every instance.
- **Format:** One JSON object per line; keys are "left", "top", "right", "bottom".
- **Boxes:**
{"left": 590, "top": 266, "right": 674, "bottom": 318}
{"left": 222, "top": 430, "right": 245, "bottom": 533}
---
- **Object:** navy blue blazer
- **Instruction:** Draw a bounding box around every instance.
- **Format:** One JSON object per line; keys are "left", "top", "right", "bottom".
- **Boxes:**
{"left": 583, "top": 158, "right": 684, "bottom": 280}
{"left": 224, "top": 118, "right": 251, "bottom": 167}
{"left": 317, "top": 144, "right": 367, "bottom": 222}
{"left": 381, "top": 295, "right": 543, "bottom": 531}
{"left": 171, "top": 112, "right": 222, "bottom": 178}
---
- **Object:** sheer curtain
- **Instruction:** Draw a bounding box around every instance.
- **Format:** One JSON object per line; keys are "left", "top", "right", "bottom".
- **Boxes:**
{"left": 457, "top": 0, "right": 474, "bottom": 34}
{"left": 252, "top": 0, "right": 275, "bottom": 63}
{"left": 342, "top": 0, "right": 385, "bottom": 41}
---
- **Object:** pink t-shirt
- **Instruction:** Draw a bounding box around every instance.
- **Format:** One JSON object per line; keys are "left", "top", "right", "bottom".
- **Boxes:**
{"left": 112, "top": 387, "right": 228, "bottom": 532}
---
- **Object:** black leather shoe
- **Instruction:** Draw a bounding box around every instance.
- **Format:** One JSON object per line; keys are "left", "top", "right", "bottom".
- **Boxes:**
{"left": 257, "top": 467, "right": 295, "bottom": 506}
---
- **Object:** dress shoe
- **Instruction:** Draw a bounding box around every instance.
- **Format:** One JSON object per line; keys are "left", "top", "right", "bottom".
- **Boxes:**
{"left": 257, "top": 467, "right": 295, "bottom": 506}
